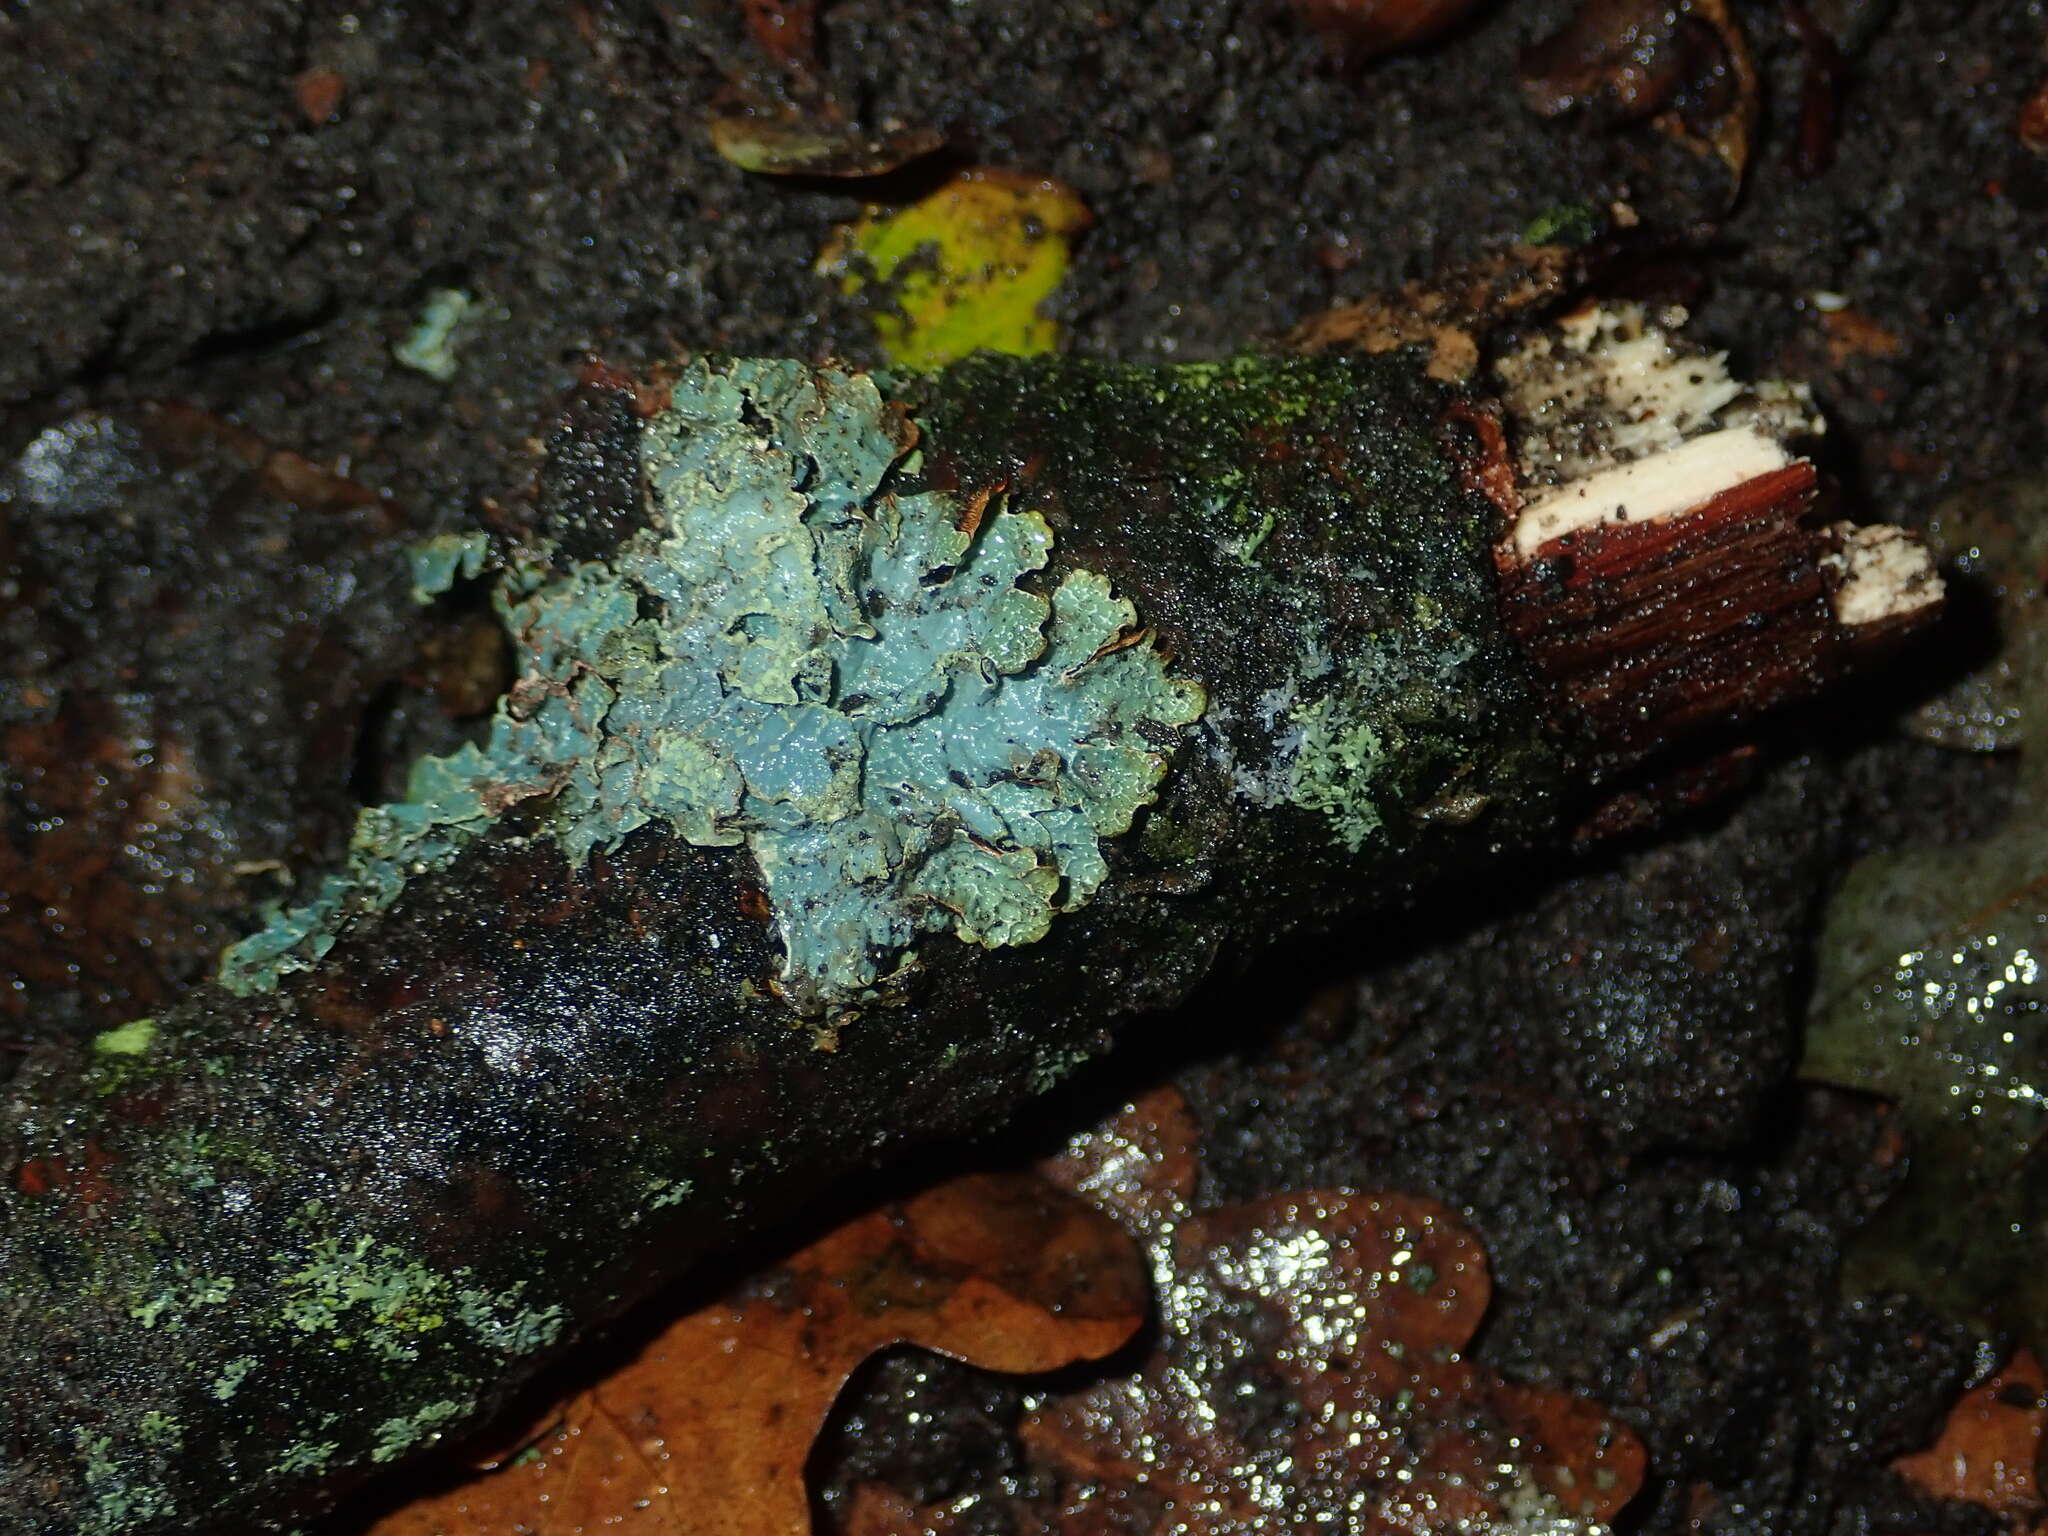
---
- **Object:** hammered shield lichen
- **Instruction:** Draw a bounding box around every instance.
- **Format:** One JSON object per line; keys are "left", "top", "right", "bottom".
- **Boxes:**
{"left": 221, "top": 359, "right": 1204, "bottom": 1008}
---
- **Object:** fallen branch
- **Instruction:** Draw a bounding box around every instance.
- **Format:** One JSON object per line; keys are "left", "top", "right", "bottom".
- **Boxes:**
{"left": 0, "top": 306, "right": 1937, "bottom": 1532}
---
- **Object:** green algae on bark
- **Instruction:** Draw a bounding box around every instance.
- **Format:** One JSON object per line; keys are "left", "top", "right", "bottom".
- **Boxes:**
{"left": 0, "top": 342, "right": 1929, "bottom": 1534}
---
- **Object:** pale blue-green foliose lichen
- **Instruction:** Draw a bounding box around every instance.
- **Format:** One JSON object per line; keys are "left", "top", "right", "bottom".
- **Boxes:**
{"left": 219, "top": 359, "right": 1204, "bottom": 1008}
{"left": 393, "top": 288, "right": 476, "bottom": 382}
{"left": 406, "top": 529, "right": 492, "bottom": 604}
{"left": 274, "top": 1227, "right": 563, "bottom": 1365}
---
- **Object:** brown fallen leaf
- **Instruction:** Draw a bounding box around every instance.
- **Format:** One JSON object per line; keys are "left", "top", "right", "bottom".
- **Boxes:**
{"left": 1020, "top": 1190, "right": 1643, "bottom": 1531}
{"left": 1020, "top": 1092, "right": 1646, "bottom": 1533}
{"left": 1893, "top": 1349, "right": 2047, "bottom": 1530}
{"left": 1286, "top": 0, "right": 1490, "bottom": 70}
{"left": 1520, "top": 0, "right": 1690, "bottom": 120}
{"left": 360, "top": 1171, "right": 1145, "bottom": 1535}
{"left": 1037, "top": 1084, "right": 1201, "bottom": 1240}
{"left": 838, "top": 1482, "right": 973, "bottom": 1536}
{"left": 1673, "top": 0, "right": 1758, "bottom": 190}
{"left": 707, "top": 107, "right": 944, "bottom": 178}
{"left": 1520, "top": 0, "right": 1758, "bottom": 193}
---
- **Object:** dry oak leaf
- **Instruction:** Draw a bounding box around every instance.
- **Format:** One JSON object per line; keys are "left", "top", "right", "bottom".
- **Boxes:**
{"left": 362, "top": 1170, "right": 1146, "bottom": 1536}
{"left": 1020, "top": 1191, "right": 1644, "bottom": 1532}
{"left": 1893, "top": 1348, "right": 2047, "bottom": 1531}
{"left": 1029, "top": 1094, "right": 1644, "bottom": 1533}
{"left": 1038, "top": 1084, "right": 1202, "bottom": 1242}
{"left": 838, "top": 1482, "right": 975, "bottom": 1536}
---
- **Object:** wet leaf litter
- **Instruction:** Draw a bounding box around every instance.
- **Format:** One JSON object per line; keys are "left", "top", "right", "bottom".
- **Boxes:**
{"left": 357, "top": 1171, "right": 1144, "bottom": 1536}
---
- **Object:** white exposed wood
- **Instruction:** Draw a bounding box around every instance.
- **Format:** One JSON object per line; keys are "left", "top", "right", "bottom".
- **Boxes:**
{"left": 1498, "top": 303, "right": 1822, "bottom": 558}
{"left": 1825, "top": 522, "right": 1944, "bottom": 627}
{"left": 1508, "top": 426, "right": 1793, "bottom": 557}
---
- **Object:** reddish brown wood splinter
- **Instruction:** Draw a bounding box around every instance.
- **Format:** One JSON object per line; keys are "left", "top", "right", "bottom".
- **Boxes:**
{"left": 1490, "top": 303, "right": 1941, "bottom": 768}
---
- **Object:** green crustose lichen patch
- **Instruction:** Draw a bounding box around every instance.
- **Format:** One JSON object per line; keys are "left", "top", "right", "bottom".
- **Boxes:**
{"left": 219, "top": 359, "right": 1204, "bottom": 1011}
{"left": 370, "top": 1399, "right": 471, "bottom": 1464}
{"left": 270, "top": 1206, "right": 563, "bottom": 1366}
{"left": 1285, "top": 626, "right": 1483, "bottom": 852}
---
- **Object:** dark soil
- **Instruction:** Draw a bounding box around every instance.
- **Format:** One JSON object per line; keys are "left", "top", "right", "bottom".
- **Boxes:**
{"left": 4, "top": 0, "right": 2045, "bottom": 1530}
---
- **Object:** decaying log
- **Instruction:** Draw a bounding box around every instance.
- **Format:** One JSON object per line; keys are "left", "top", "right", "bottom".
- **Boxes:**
{"left": 0, "top": 303, "right": 1937, "bottom": 1532}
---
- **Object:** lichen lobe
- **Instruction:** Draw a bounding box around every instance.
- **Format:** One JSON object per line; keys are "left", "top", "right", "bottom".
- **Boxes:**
{"left": 222, "top": 359, "right": 1203, "bottom": 1010}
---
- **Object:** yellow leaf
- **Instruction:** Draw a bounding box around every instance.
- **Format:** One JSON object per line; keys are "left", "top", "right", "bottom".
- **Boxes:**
{"left": 822, "top": 169, "right": 1091, "bottom": 369}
